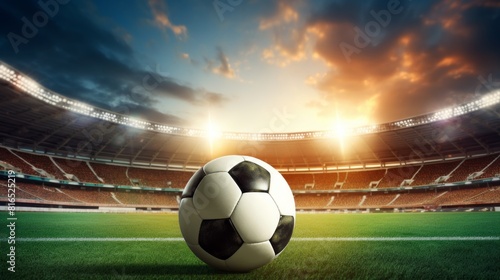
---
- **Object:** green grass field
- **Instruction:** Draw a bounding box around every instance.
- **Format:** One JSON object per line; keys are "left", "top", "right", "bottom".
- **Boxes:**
{"left": 1, "top": 211, "right": 499, "bottom": 279}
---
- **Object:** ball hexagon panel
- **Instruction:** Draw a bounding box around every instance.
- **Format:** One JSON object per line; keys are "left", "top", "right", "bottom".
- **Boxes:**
{"left": 269, "top": 215, "right": 295, "bottom": 255}
{"left": 193, "top": 172, "right": 242, "bottom": 219}
{"left": 225, "top": 241, "right": 276, "bottom": 272}
{"left": 198, "top": 218, "right": 243, "bottom": 260}
{"left": 231, "top": 192, "right": 280, "bottom": 243}
{"left": 229, "top": 161, "right": 270, "bottom": 193}
{"left": 178, "top": 198, "right": 202, "bottom": 245}
{"left": 181, "top": 168, "right": 206, "bottom": 198}
{"left": 203, "top": 155, "right": 245, "bottom": 174}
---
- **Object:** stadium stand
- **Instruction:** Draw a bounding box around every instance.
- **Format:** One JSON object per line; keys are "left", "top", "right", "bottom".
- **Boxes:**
{"left": 1, "top": 180, "right": 498, "bottom": 210}
{"left": 377, "top": 166, "right": 420, "bottom": 188}
{"left": 341, "top": 169, "right": 386, "bottom": 189}
{"left": 113, "top": 190, "right": 178, "bottom": 207}
{"left": 312, "top": 173, "right": 343, "bottom": 189}
{"left": 410, "top": 161, "right": 462, "bottom": 186}
{"left": 16, "top": 182, "right": 80, "bottom": 203}
{"left": 58, "top": 187, "right": 119, "bottom": 205}
{"left": 1, "top": 182, "right": 41, "bottom": 200}
{"left": 12, "top": 151, "right": 66, "bottom": 179}
{"left": 1, "top": 146, "right": 499, "bottom": 210}
{"left": 361, "top": 193, "right": 400, "bottom": 207}
{"left": 126, "top": 167, "right": 193, "bottom": 189}
{"left": 330, "top": 193, "right": 365, "bottom": 208}
{"left": 1, "top": 181, "right": 179, "bottom": 207}
{"left": 391, "top": 191, "right": 443, "bottom": 207}
{"left": 431, "top": 187, "right": 492, "bottom": 206}
{"left": 89, "top": 162, "right": 130, "bottom": 185}
{"left": 462, "top": 187, "right": 500, "bottom": 205}
{"left": 282, "top": 173, "right": 314, "bottom": 189}
{"left": 53, "top": 158, "right": 100, "bottom": 183}
{"left": 293, "top": 194, "right": 332, "bottom": 208}
{"left": 0, "top": 147, "right": 38, "bottom": 175}
{"left": 448, "top": 154, "right": 499, "bottom": 182}
{"left": 477, "top": 154, "right": 500, "bottom": 179}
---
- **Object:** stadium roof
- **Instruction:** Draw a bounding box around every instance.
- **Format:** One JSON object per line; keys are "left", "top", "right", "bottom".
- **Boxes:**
{"left": 1, "top": 62, "right": 500, "bottom": 171}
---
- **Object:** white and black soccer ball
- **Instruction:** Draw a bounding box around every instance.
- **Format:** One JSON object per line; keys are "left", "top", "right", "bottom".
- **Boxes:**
{"left": 178, "top": 155, "right": 295, "bottom": 272}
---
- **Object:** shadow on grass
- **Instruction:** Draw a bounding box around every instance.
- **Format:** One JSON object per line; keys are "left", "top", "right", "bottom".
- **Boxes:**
{"left": 58, "top": 263, "right": 243, "bottom": 277}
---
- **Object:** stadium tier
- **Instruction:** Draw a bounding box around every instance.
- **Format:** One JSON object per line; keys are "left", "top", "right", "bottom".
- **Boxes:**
{"left": 53, "top": 158, "right": 101, "bottom": 183}
{"left": 0, "top": 182, "right": 179, "bottom": 208}
{"left": 292, "top": 187, "right": 500, "bottom": 209}
{"left": 1, "top": 145, "right": 499, "bottom": 210}
{"left": 0, "top": 147, "right": 38, "bottom": 176}
{"left": 341, "top": 169, "right": 387, "bottom": 189}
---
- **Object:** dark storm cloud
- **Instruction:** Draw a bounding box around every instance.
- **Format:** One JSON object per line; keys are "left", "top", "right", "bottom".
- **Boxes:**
{"left": 305, "top": 0, "right": 500, "bottom": 123}
{"left": 0, "top": 0, "right": 228, "bottom": 125}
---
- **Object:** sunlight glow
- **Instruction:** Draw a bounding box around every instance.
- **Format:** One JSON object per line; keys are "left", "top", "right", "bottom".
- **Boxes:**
{"left": 206, "top": 113, "right": 221, "bottom": 156}
{"left": 329, "top": 110, "right": 353, "bottom": 155}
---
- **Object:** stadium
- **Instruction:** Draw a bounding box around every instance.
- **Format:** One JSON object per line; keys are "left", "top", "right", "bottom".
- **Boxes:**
{"left": 1, "top": 61, "right": 500, "bottom": 278}
{"left": 1, "top": 0, "right": 500, "bottom": 278}
{"left": 1, "top": 61, "right": 500, "bottom": 213}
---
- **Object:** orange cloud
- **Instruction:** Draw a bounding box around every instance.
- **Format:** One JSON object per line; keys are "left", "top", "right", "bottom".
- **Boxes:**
{"left": 148, "top": 0, "right": 187, "bottom": 39}
{"left": 259, "top": 0, "right": 299, "bottom": 30}
{"left": 261, "top": 30, "right": 307, "bottom": 67}
{"left": 260, "top": 0, "right": 308, "bottom": 67}
{"left": 174, "top": 0, "right": 498, "bottom": 129}
{"left": 437, "top": 56, "right": 475, "bottom": 79}
{"left": 304, "top": 15, "right": 482, "bottom": 125}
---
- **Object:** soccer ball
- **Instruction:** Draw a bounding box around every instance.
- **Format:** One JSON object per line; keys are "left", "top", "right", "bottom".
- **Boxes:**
{"left": 178, "top": 155, "right": 295, "bottom": 272}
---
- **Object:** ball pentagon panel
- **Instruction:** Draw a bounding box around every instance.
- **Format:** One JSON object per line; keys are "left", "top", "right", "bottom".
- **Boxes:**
{"left": 270, "top": 215, "right": 295, "bottom": 255}
{"left": 181, "top": 168, "right": 206, "bottom": 199}
{"left": 198, "top": 219, "right": 243, "bottom": 260}
{"left": 228, "top": 160, "right": 270, "bottom": 193}
{"left": 242, "top": 156, "right": 275, "bottom": 172}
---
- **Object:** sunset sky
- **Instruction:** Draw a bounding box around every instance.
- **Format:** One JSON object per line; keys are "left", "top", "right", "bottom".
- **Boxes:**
{"left": 1, "top": 0, "right": 499, "bottom": 133}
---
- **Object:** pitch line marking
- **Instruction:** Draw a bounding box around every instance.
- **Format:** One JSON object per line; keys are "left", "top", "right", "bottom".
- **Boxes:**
{"left": 13, "top": 237, "right": 185, "bottom": 242}
{"left": 6, "top": 236, "right": 500, "bottom": 242}
{"left": 292, "top": 237, "right": 500, "bottom": 241}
